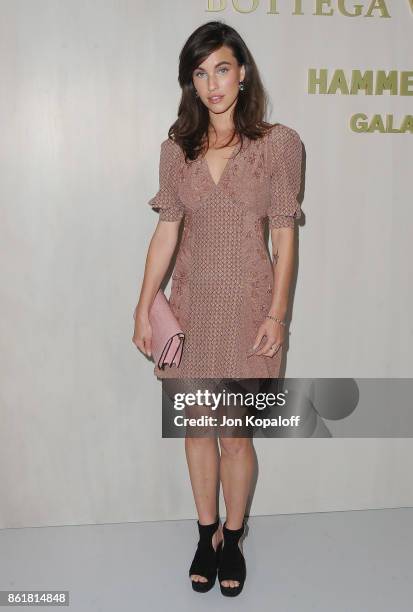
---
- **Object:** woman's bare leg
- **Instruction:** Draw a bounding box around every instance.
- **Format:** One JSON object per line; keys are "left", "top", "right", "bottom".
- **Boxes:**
{"left": 218, "top": 437, "right": 254, "bottom": 588}
{"left": 185, "top": 436, "right": 223, "bottom": 584}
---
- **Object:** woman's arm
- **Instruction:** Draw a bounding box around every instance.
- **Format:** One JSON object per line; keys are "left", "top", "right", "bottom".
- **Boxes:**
{"left": 250, "top": 227, "right": 294, "bottom": 357}
{"left": 133, "top": 137, "right": 185, "bottom": 358}
{"left": 132, "top": 219, "right": 181, "bottom": 358}
{"left": 268, "top": 226, "right": 295, "bottom": 321}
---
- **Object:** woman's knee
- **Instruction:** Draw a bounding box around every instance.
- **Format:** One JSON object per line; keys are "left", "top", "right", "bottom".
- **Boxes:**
{"left": 219, "top": 437, "right": 251, "bottom": 456}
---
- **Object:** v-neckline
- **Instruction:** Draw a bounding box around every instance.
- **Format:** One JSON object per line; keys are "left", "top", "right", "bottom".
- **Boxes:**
{"left": 201, "top": 138, "right": 242, "bottom": 189}
{"left": 202, "top": 151, "right": 233, "bottom": 189}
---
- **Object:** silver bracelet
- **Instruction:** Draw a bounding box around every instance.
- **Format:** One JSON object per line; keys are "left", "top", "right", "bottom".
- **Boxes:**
{"left": 265, "top": 314, "right": 287, "bottom": 327}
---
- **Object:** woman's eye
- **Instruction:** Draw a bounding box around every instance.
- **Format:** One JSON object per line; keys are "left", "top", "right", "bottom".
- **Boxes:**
{"left": 195, "top": 67, "right": 229, "bottom": 78}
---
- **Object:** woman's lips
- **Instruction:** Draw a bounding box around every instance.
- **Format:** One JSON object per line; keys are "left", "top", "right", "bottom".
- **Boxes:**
{"left": 208, "top": 95, "right": 224, "bottom": 104}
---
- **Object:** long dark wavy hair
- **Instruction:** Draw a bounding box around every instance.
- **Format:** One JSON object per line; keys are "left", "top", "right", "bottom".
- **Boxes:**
{"left": 168, "top": 21, "right": 276, "bottom": 163}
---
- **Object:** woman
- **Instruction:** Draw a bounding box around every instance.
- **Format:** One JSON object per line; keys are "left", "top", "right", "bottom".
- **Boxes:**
{"left": 132, "top": 21, "right": 303, "bottom": 597}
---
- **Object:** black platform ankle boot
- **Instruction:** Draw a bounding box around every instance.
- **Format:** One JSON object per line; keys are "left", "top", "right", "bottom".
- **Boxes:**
{"left": 188, "top": 516, "right": 222, "bottom": 593}
{"left": 217, "top": 520, "right": 246, "bottom": 597}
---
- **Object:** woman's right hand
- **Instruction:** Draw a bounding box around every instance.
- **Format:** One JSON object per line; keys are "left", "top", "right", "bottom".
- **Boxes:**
{"left": 132, "top": 304, "right": 153, "bottom": 359}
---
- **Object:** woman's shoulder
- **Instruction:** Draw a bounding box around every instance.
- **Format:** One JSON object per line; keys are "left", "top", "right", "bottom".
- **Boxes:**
{"left": 261, "top": 123, "right": 302, "bottom": 165}
{"left": 159, "top": 136, "right": 184, "bottom": 163}
{"left": 266, "top": 122, "right": 302, "bottom": 146}
{"left": 160, "top": 135, "right": 179, "bottom": 151}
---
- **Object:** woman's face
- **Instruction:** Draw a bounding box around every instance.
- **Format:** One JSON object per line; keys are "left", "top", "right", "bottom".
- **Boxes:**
{"left": 192, "top": 45, "right": 245, "bottom": 116}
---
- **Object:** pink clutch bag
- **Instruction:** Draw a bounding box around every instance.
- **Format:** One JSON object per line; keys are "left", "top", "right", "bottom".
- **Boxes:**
{"left": 135, "top": 289, "right": 185, "bottom": 370}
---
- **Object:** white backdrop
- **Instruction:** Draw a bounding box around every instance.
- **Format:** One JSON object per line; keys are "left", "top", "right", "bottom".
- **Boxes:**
{"left": 1, "top": 0, "right": 412, "bottom": 529}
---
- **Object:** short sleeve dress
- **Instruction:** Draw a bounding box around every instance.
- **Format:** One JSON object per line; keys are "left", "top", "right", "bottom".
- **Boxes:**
{"left": 148, "top": 123, "right": 303, "bottom": 380}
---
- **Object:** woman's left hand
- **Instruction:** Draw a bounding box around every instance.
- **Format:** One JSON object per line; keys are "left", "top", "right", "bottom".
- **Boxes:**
{"left": 249, "top": 318, "right": 286, "bottom": 358}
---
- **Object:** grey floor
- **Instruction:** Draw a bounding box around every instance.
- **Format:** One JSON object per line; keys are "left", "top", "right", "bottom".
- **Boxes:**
{"left": 1, "top": 508, "right": 412, "bottom": 611}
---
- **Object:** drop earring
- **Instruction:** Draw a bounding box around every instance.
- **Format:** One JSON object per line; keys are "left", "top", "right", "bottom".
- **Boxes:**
{"left": 239, "top": 81, "right": 245, "bottom": 91}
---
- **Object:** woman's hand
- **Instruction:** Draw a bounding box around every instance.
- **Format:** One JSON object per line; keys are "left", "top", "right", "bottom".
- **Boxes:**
{"left": 132, "top": 305, "right": 153, "bottom": 359}
{"left": 249, "top": 317, "right": 286, "bottom": 358}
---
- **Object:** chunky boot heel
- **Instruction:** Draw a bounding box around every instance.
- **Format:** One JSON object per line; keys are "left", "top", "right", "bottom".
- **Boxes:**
{"left": 189, "top": 516, "right": 222, "bottom": 593}
{"left": 218, "top": 520, "right": 246, "bottom": 597}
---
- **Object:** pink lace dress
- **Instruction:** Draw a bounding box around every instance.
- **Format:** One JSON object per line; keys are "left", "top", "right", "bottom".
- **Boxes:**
{"left": 148, "top": 123, "right": 303, "bottom": 379}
